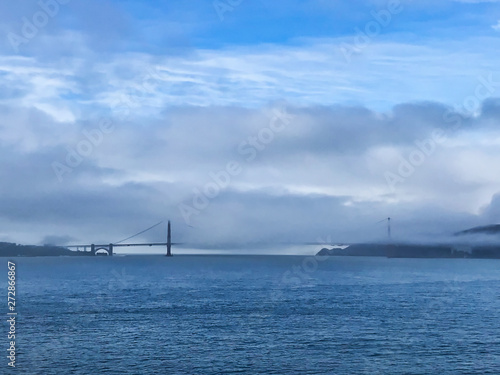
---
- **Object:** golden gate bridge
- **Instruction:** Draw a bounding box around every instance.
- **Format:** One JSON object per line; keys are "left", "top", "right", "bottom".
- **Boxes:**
{"left": 66, "top": 220, "right": 175, "bottom": 257}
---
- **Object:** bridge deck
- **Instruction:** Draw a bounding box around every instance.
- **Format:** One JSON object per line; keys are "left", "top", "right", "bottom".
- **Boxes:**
{"left": 66, "top": 243, "right": 182, "bottom": 248}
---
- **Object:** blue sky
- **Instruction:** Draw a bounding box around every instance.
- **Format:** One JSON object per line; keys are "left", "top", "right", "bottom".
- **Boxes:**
{"left": 2, "top": 0, "right": 499, "bottom": 111}
{"left": 2, "top": 0, "right": 500, "bottom": 110}
{"left": 47, "top": 0, "right": 500, "bottom": 50}
{"left": 1, "top": 0, "right": 500, "bottom": 250}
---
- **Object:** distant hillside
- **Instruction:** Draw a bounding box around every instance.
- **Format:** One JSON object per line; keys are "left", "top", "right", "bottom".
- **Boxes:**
{"left": 455, "top": 224, "right": 500, "bottom": 236}
{"left": 0, "top": 242, "right": 91, "bottom": 257}
{"left": 317, "top": 243, "right": 500, "bottom": 258}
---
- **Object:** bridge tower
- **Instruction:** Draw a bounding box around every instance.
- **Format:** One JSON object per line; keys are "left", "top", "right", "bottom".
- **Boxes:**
{"left": 387, "top": 217, "right": 391, "bottom": 240}
{"left": 166, "top": 220, "right": 172, "bottom": 256}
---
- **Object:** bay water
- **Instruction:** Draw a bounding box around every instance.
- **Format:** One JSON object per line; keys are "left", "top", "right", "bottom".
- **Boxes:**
{"left": 4, "top": 255, "right": 500, "bottom": 374}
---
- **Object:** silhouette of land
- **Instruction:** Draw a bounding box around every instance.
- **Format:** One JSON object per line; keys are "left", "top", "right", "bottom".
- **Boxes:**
{"left": 455, "top": 224, "right": 500, "bottom": 236}
{"left": 317, "top": 243, "right": 500, "bottom": 258}
{"left": 318, "top": 223, "right": 500, "bottom": 259}
{"left": 0, "top": 242, "right": 92, "bottom": 257}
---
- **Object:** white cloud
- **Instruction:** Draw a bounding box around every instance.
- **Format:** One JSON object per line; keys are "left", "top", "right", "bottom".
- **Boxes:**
{"left": 3, "top": 99, "right": 500, "bottom": 244}
{"left": 1, "top": 33, "right": 500, "bottom": 119}
{"left": 6, "top": 37, "right": 496, "bottom": 118}
{"left": 1, "top": 29, "right": 500, "bottom": 246}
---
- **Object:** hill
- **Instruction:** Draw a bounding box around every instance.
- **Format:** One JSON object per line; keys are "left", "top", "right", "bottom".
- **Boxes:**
{"left": 455, "top": 224, "right": 500, "bottom": 236}
{"left": 0, "top": 242, "right": 91, "bottom": 257}
{"left": 317, "top": 243, "right": 500, "bottom": 258}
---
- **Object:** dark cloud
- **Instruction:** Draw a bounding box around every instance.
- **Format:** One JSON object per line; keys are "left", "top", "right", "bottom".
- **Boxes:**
{"left": 480, "top": 97, "right": 500, "bottom": 119}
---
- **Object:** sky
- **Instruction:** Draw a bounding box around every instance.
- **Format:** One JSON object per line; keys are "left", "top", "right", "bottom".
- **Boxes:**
{"left": 1, "top": 0, "right": 500, "bottom": 251}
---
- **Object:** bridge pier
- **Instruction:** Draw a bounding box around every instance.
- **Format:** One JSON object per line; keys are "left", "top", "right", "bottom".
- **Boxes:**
{"left": 91, "top": 244, "right": 95, "bottom": 256}
{"left": 109, "top": 243, "right": 113, "bottom": 256}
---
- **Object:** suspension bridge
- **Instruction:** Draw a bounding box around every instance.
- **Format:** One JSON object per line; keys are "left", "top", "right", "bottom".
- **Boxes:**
{"left": 66, "top": 220, "right": 175, "bottom": 256}
{"left": 64, "top": 216, "right": 394, "bottom": 256}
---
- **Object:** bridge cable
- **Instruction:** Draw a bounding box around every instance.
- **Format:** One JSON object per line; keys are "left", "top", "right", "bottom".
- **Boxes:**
{"left": 114, "top": 221, "right": 164, "bottom": 244}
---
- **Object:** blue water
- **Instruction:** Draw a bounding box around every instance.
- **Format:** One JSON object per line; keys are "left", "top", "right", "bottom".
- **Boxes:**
{"left": 4, "top": 255, "right": 500, "bottom": 374}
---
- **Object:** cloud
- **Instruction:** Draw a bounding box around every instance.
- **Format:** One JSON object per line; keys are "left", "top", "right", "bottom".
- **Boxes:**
{"left": 2, "top": 36, "right": 500, "bottom": 120}
{"left": 492, "top": 20, "right": 500, "bottom": 30}
{"left": 1, "top": 96, "right": 500, "bottom": 247}
{"left": 1, "top": 1, "right": 500, "bottom": 250}
{"left": 0, "top": 35, "right": 499, "bottom": 248}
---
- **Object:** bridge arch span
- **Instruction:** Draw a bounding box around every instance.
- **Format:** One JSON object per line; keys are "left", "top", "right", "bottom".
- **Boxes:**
{"left": 95, "top": 248, "right": 110, "bottom": 256}
{"left": 90, "top": 244, "right": 114, "bottom": 256}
